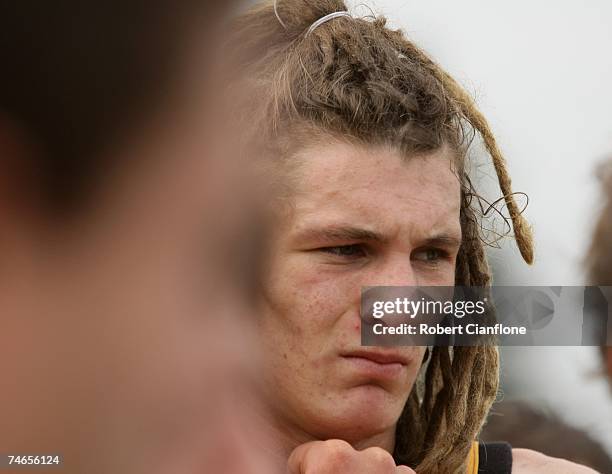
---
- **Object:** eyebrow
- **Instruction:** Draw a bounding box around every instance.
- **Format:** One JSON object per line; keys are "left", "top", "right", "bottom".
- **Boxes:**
{"left": 293, "top": 225, "right": 386, "bottom": 244}
{"left": 419, "top": 235, "right": 463, "bottom": 249}
{"left": 293, "top": 226, "right": 462, "bottom": 248}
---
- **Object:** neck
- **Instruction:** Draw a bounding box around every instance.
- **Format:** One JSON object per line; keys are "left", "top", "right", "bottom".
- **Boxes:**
{"left": 353, "top": 429, "right": 396, "bottom": 453}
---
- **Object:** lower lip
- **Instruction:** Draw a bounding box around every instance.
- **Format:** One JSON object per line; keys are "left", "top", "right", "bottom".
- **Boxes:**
{"left": 342, "top": 356, "right": 405, "bottom": 380}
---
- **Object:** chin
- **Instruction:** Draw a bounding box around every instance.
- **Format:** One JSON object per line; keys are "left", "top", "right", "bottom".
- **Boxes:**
{"left": 310, "top": 385, "right": 405, "bottom": 443}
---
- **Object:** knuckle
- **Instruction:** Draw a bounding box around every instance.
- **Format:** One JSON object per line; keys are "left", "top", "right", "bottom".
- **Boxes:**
{"left": 362, "top": 447, "right": 396, "bottom": 469}
{"left": 323, "top": 439, "right": 352, "bottom": 451}
{"left": 321, "top": 440, "right": 354, "bottom": 466}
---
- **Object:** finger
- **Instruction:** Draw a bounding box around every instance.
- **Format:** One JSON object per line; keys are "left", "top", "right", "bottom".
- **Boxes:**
{"left": 287, "top": 442, "right": 316, "bottom": 474}
{"left": 287, "top": 440, "right": 354, "bottom": 474}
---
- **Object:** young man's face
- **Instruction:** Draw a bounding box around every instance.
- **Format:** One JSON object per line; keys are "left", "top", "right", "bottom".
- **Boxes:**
{"left": 260, "top": 140, "right": 461, "bottom": 445}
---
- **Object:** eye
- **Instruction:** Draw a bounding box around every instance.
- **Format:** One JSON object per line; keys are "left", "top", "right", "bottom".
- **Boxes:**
{"left": 412, "top": 248, "right": 449, "bottom": 264}
{"left": 319, "top": 244, "right": 367, "bottom": 259}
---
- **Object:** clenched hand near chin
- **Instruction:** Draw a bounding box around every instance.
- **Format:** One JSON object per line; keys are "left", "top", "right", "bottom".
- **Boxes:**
{"left": 288, "top": 440, "right": 415, "bottom": 474}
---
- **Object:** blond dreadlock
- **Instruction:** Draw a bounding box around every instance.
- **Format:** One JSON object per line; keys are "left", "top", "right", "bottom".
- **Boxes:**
{"left": 229, "top": 1, "right": 534, "bottom": 472}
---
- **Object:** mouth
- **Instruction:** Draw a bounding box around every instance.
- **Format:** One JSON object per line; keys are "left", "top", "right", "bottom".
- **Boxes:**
{"left": 341, "top": 349, "right": 409, "bottom": 365}
{"left": 340, "top": 349, "right": 409, "bottom": 380}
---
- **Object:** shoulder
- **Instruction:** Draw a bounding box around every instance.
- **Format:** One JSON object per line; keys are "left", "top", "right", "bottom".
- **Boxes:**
{"left": 512, "top": 449, "right": 599, "bottom": 474}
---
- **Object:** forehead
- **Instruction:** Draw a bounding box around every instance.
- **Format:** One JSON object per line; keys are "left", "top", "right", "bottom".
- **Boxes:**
{"left": 288, "top": 140, "right": 461, "bottom": 238}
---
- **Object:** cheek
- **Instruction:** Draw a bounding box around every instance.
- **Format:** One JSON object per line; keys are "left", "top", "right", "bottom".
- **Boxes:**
{"left": 412, "top": 253, "right": 459, "bottom": 286}
{"left": 258, "top": 261, "right": 362, "bottom": 386}
{"left": 260, "top": 282, "right": 340, "bottom": 354}
{"left": 263, "top": 254, "right": 358, "bottom": 335}
{"left": 432, "top": 263, "right": 458, "bottom": 286}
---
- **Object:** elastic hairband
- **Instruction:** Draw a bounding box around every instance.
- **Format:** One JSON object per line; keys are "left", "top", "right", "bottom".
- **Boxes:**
{"left": 273, "top": 0, "right": 288, "bottom": 30}
{"left": 306, "top": 11, "right": 351, "bottom": 37}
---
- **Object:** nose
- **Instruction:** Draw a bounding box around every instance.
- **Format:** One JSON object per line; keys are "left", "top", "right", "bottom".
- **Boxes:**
{"left": 359, "top": 252, "right": 427, "bottom": 346}
{"left": 367, "top": 251, "right": 418, "bottom": 287}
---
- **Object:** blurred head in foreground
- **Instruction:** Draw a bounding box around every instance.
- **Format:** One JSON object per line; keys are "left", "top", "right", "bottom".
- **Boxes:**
{"left": 586, "top": 158, "right": 612, "bottom": 382}
{"left": 229, "top": 0, "right": 534, "bottom": 472}
{"left": 0, "top": 2, "right": 267, "bottom": 473}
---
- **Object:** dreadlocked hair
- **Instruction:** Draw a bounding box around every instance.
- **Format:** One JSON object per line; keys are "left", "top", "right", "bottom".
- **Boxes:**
{"left": 229, "top": 1, "right": 534, "bottom": 472}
